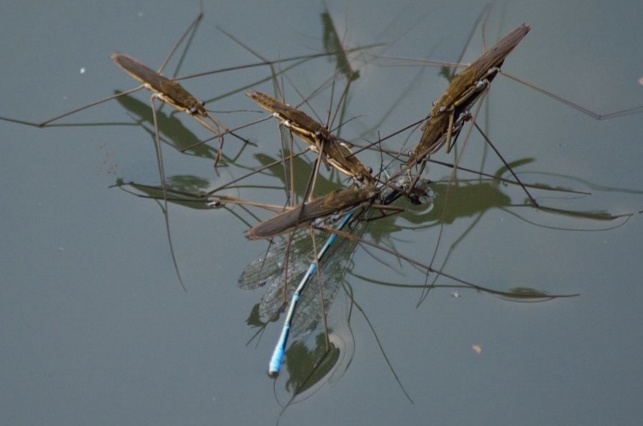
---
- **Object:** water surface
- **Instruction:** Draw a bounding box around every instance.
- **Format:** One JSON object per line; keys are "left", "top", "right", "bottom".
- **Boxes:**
{"left": 1, "top": 0, "right": 643, "bottom": 425}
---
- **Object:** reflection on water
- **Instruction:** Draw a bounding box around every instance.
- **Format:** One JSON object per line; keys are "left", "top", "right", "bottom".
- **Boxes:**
{"left": 114, "top": 91, "right": 218, "bottom": 160}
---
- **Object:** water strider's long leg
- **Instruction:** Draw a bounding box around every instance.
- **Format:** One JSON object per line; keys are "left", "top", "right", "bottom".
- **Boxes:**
{"left": 149, "top": 94, "right": 187, "bottom": 291}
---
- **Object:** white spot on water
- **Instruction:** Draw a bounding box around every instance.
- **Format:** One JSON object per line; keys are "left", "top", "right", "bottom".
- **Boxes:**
{"left": 80, "top": 67, "right": 86, "bottom": 74}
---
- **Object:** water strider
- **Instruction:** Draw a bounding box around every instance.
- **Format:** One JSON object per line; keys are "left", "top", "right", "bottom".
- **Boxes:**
{"left": 111, "top": 53, "right": 225, "bottom": 134}
{"left": 385, "top": 24, "right": 539, "bottom": 211}
{"left": 110, "top": 52, "right": 264, "bottom": 169}
{"left": 407, "top": 24, "right": 531, "bottom": 165}
{"left": 246, "top": 184, "right": 377, "bottom": 240}
{"left": 247, "top": 89, "right": 374, "bottom": 183}
{"left": 379, "top": 22, "right": 633, "bottom": 222}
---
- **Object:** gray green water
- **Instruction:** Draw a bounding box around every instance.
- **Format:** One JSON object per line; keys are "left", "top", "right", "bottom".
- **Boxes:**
{"left": 2, "top": 0, "right": 643, "bottom": 424}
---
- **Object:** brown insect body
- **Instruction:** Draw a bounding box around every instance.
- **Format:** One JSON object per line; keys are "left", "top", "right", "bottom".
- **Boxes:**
{"left": 246, "top": 185, "right": 376, "bottom": 240}
{"left": 111, "top": 54, "right": 208, "bottom": 117}
{"left": 247, "top": 90, "right": 373, "bottom": 182}
{"left": 408, "top": 24, "right": 531, "bottom": 164}
{"left": 110, "top": 53, "right": 232, "bottom": 142}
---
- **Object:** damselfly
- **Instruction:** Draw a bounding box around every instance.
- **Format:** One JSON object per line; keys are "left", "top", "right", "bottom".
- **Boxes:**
{"left": 239, "top": 212, "right": 366, "bottom": 381}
